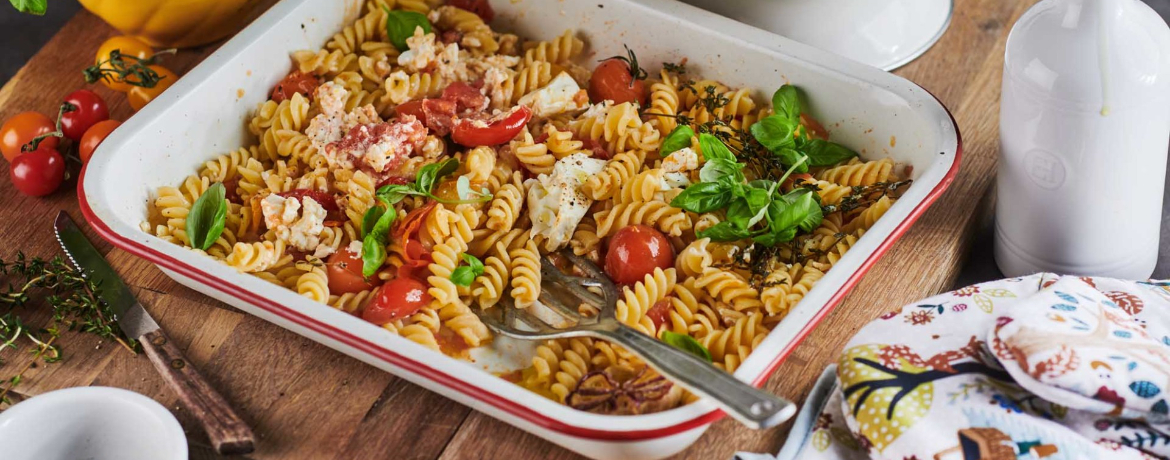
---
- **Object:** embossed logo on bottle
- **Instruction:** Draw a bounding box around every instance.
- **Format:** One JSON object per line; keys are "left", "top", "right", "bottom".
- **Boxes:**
{"left": 1023, "top": 149, "right": 1066, "bottom": 190}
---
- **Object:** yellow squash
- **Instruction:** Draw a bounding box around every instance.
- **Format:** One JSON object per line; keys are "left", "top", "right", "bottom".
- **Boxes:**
{"left": 79, "top": 0, "right": 274, "bottom": 49}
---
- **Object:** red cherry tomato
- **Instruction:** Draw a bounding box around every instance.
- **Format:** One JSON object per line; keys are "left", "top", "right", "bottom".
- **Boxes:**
{"left": 1, "top": 112, "right": 59, "bottom": 162}
{"left": 277, "top": 189, "right": 340, "bottom": 212}
{"left": 452, "top": 106, "right": 532, "bottom": 147}
{"left": 10, "top": 146, "right": 65, "bottom": 197}
{"left": 395, "top": 100, "right": 427, "bottom": 123}
{"left": 441, "top": 81, "right": 487, "bottom": 112}
{"left": 327, "top": 247, "right": 381, "bottom": 294}
{"left": 363, "top": 277, "right": 432, "bottom": 325}
{"left": 589, "top": 58, "right": 647, "bottom": 105}
{"left": 647, "top": 299, "right": 672, "bottom": 330}
{"left": 79, "top": 119, "right": 122, "bottom": 164}
{"left": 270, "top": 70, "right": 321, "bottom": 103}
{"left": 604, "top": 225, "right": 675, "bottom": 285}
{"left": 60, "top": 90, "right": 110, "bottom": 141}
{"left": 448, "top": 0, "right": 494, "bottom": 22}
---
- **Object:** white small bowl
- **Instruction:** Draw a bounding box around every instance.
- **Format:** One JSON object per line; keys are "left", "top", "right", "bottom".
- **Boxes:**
{"left": 0, "top": 387, "right": 187, "bottom": 460}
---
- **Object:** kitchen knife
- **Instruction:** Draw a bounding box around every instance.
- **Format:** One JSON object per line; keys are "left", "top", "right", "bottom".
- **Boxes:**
{"left": 53, "top": 211, "right": 255, "bottom": 456}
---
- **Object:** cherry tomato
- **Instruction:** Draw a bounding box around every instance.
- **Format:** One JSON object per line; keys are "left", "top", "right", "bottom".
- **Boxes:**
{"left": 589, "top": 58, "right": 646, "bottom": 106}
{"left": 363, "top": 278, "right": 432, "bottom": 325}
{"left": 9, "top": 146, "right": 65, "bottom": 197}
{"left": 95, "top": 36, "right": 155, "bottom": 92}
{"left": 451, "top": 105, "right": 532, "bottom": 147}
{"left": 270, "top": 70, "right": 320, "bottom": 103}
{"left": 1, "top": 112, "right": 59, "bottom": 162}
{"left": 395, "top": 100, "right": 427, "bottom": 123}
{"left": 61, "top": 90, "right": 110, "bottom": 141}
{"left": 646, "top": 299, "right": 672, "bottom": 330}
{"left": 604, "top": 225, "right": 675, "bottom": 285}
{"left": 78, "top": 119, "right": 121, "bottom": 164}
{"left": 448, "top": 0, "right": 495, "bottom": 22}
{"left": 127, "top": 65, "right": 179, "bottom": 111}
{"left": 327, "top": 247, "right": 381, "bottom": 294}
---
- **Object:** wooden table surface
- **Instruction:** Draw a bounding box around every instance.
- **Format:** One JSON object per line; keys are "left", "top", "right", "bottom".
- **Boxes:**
{"left": 0, "top": 1, "right": 1031, "bottom": 458}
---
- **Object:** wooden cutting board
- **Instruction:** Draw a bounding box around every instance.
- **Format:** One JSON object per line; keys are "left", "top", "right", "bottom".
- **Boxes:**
{"left": 0, "top": 1, "right": 1032, "bottom": 458}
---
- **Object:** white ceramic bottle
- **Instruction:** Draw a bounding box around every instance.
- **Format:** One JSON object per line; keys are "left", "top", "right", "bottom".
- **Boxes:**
{"left": 995, "top": 0, "right": 1170, "bottom": 279}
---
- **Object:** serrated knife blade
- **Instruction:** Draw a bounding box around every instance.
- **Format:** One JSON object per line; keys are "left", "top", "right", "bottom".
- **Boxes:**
{"left": 53, "top": 211, "right": 159, "bottom": 339}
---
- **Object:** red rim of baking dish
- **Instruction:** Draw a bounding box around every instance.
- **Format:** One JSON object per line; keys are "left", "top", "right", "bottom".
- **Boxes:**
{"left": 77, "top": 91, "right": 961, "bottom": 442}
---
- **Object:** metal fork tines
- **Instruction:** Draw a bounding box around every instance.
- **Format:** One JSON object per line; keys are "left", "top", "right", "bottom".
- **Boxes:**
{"left": 473, "top": 248, "right": 797, "bottom": 429}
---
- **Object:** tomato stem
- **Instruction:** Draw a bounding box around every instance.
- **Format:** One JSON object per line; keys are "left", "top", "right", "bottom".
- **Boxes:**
{"left": 82, "top": 48, "right": 175, "bottom": 89}
{"left": 21, "top": 103, "right": 73, "bottom": 152}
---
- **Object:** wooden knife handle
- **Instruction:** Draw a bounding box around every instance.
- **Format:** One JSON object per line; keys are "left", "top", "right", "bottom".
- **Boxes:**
{"left": 140, "top": 329, "right": 255, "bottom": 455}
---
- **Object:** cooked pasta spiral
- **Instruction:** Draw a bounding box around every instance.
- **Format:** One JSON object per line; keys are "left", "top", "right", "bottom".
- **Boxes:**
{"left": 510, "top": 127, "right": 554, "bottom": 174}
{"left": 615, "top": 267, "right": 677, "bottom": 336}
{"left": 508, "top": 240, "right": 541, "bottom": 309}
{"left": 695, "top": 268, "right": 762, "bottom": 312}
{"left": 521, "top": 29, "right": 584, "bottom": 66}
{"left": 595, "top": 200, "right": 692, "bottom": 237}
{"left": 582, "top": 149, "right": 647, "bottom": 200}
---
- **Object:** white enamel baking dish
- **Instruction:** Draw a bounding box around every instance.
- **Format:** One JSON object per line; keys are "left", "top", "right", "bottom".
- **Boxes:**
{"left": 79, "top": 0, "right": 961, "bottom": 458}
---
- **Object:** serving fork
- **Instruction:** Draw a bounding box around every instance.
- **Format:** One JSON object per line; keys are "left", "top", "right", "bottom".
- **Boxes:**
{"left": 477, "top": 249, "right": 795, "bottom": 429}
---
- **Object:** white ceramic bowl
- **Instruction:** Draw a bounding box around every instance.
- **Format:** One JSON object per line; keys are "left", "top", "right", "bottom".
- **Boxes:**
{"left": 78, "top": 0, "right": 962, "bottom": 458}
{"left": 679, "top": 0, "right": 954, "bottom": 70}
{"left": 0, "top": 387, "right": 187, "bottom": 460}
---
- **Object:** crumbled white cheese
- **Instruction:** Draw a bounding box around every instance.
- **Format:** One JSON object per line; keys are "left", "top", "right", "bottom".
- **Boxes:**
{"left": 397, "top": 29, "right": 466, "bottom": 81}
{"left": 517, "top": 72, "right": 588, "bottom": 119}
{"left": 662, "top": 147, "right": 700, "bottom": 173}
{"left": 306, "top": 82, "right": 384, "bottom": 171}
{"left": 526, "top": 153, "right": 607, "bottom": 249}
{"left": 420, "top": 135, "right": 445, "bottom": 159}
{"left": 347, "top": 240, "right": 363, "bottom": 255}
{"left": 261, "top": 195, "right": 330, "bottom": 256}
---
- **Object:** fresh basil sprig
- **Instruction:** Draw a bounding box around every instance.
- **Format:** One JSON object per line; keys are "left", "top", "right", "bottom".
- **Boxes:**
{"left": 9, "top": 0, "right": 47, "bottom": 15}
{"left": 750, "top": 84, "right": 858, "bottom": 171}
{"left": 450, "top": 254, "right": 485, "bottom": 287}
{"left": 661, "top": 331, "right": 712, "bottom": 362}
{"left": 670, "top": 135, "right": 821, "bottom": 245}
{"left": 384, "top": 8, "right": 433, "bottom": 51}
{"left": 187, "top": 183, "right": 228, "bottom": 251}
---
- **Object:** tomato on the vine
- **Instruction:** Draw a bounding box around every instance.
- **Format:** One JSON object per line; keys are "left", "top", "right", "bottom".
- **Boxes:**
{"left": 10, "top": 146, "right": 65, "bottom": 197}
{"left": 362, "top": 278, "right": 432, "bottom": 325}
{"left": 127, "top": 65, "right": 178, "bottom": 111}
{"left": 588, "top": 47, "right": 647, "bottom": 105}
{"left": 61, "top": 90, "right": 110, "bottom": 141}
{"left": 451, "top": 105, "right": 532, "bottom": 147}
{"left": 604, "top": 225, "right": 675, "bottom": 285}
{"left": 1, "top": 112, "right": 58, "bottom": 162}
{"left": 327, "top": 247, "right": 381, "bottom": 295}
{"left": 79, "top": 120, "right": 121, "bottom": 164}
{"left": 94, "top": 36, "right": 155, "bottom": 93}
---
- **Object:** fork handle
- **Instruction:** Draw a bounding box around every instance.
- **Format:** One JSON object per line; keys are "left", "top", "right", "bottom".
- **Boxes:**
{"left": 598, "top": 324, "right": 796, "bottom": 429}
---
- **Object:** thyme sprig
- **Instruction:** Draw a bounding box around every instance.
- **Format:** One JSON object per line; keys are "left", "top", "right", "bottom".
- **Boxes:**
{"left": 604, "top": 44, "right": 648, "bottom": 85}
{"left": 0, "top": 252, "right": 138, "bottom": 406}
{"left": 82, "top": 48, "right": 176, "bottom": 89}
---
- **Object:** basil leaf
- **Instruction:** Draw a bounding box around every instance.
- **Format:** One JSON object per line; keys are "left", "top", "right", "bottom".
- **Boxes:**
{"left": 726, "top": 186, "right": 770, "bottom": 230}
{"left": 696, "top": 221, "right": 753, "bottom": 241}
{"left": 450, "top": 254, "right": 485, "bottom": 287}
{"left": 416, "top": 157, "right": 460, "bottom": 194}
{"left": 186, "top": 183, "right": 227, "bottom": 251}
{"left": 771, "top": 85, "right": 802, "bottom": 122}
{"left": 774, "top": 189, "right": 823, "bottom": 233}
{"left": 777, "top": 148, "right": 809, "bottom": 174}
{"left": 698, "top": 158, "right": 743, "bottom": 184}
{"left": 9, "top": 0, "right": 47, "bottom": 15}
{"left": 361, "top": 235, "right": 386, "bottom": 278}
{"left": 801, "top": 139, "right": 858, "bottom": 166}
{"left": 753, "top": 224, "right": 797, "bottom": 246}
{"left": 698, "top": 133, "right": 734, "bottom": 162}
{"left": 661, "top": 331, "right": 713, "bottom": 362}
{"left": 462, "top": 253, "right": 485, "bottom": 273}
{"left": 750, "top": 115, "right": 796, "bottom": 153}
{"left": 670, "top": 182, "right": 732, "bottom": 213}
{"left": 376, "top": 184, "right": 418, "bottom": 204}
{"left": 661, "top": 125, "right": 695, "bottom": 156}
{"left": 384, "top": 8, "right": 432, "bottom": 51}
{"left": 361, "top": 205, "right": 385, "bottom": 239}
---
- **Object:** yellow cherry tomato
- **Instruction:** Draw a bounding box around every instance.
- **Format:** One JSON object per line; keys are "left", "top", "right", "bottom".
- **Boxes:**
{"left": 94, "top": 36, "right": 155, "bottom": 92}
{"left": 127, "top": 65, "right": 178, "bottom": 111}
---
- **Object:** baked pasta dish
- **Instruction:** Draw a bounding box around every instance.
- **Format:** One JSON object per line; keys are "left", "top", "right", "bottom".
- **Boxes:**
{"left": 142, "top": 0, "right": 910, "bottom": 415}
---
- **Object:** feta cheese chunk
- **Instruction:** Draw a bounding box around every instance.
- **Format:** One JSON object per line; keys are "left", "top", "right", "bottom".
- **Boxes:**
{"left": 517, "top": 72, "right": 589, "bottom": 119}
{"left": 662, "top": 147, "right": 700, "bottom": 173}
{"left": 397, "top": 29, "right": 466, "bottom": 81}
{"left": 526, "top": 153, "right": 607, "bottom": 249}
{"left": 261, "top": 194, "right": 331, "bottom": 257}
{"left": 306, "top": 82, "right": 383, "bottom": 170}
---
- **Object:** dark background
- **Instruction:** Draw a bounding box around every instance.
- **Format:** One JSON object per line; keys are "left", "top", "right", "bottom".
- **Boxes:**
{"left": 1, "top": 1, "right": 1169, "bottom": 288}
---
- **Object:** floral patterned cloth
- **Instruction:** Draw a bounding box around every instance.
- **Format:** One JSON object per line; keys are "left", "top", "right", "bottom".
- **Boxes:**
{"left": 739, "top": 273, "right": 1170, "bottom": 460}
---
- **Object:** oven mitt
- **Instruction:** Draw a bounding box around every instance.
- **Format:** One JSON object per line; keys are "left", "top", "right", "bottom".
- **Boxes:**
{"left": 739, "top": 273, "right": 1170, "bottom": 460}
